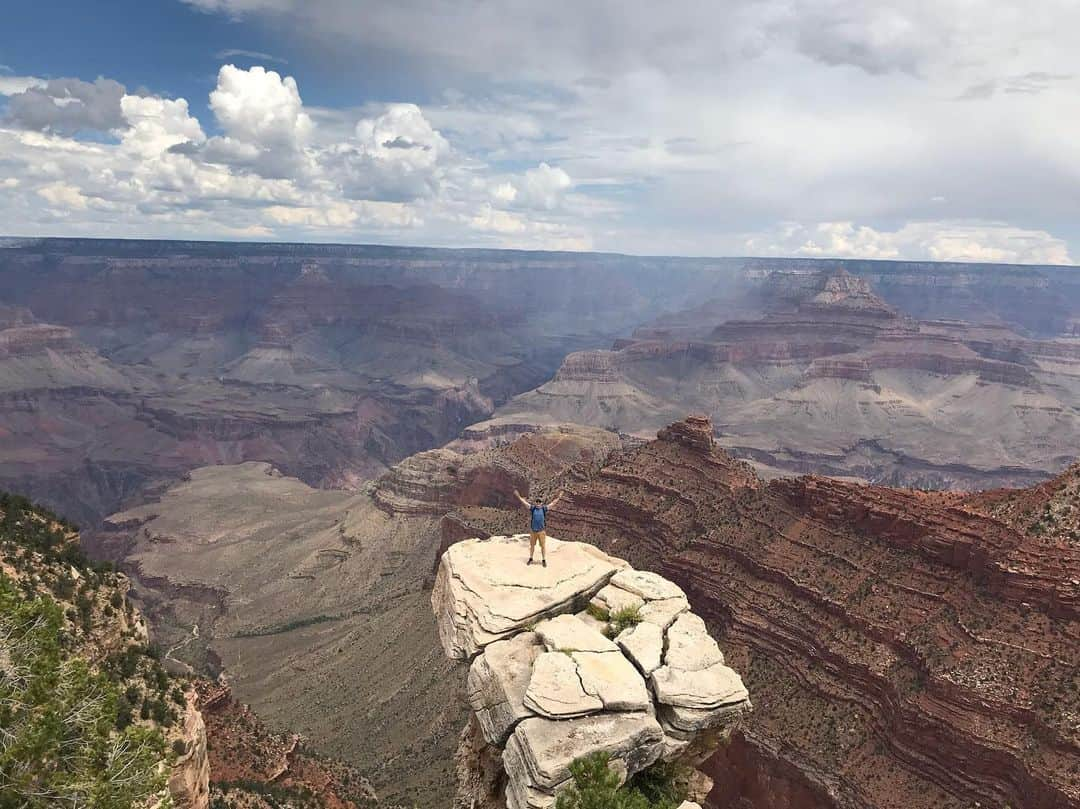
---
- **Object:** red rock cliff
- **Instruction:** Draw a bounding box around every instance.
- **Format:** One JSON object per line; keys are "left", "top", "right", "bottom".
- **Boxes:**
{"left": 455, "top": 418, "right": 1080, "bottom": 809}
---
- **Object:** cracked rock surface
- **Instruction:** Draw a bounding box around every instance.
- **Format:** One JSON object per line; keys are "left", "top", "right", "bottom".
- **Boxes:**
{"left": 433, "top": 535, "right": 752, "bottom": 809}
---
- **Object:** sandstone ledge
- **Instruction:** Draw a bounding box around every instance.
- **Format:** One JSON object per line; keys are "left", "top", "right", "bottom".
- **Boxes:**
{"left": 432, "top": 535, "right": 751, "bottom": 809}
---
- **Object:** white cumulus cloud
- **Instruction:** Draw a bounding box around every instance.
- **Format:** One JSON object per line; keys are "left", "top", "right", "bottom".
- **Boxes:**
{"left": 746, "top": 220, "right": 1073, "bottom": 265}
{"left": 330, "top": 103, "right": 451, "bottom": 202}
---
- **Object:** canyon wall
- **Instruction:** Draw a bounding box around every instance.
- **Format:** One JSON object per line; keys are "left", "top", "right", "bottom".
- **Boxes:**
{"left": 447, "top": 417, "right": 1080, "bottom": 809}
{"left": 486, "top": 269, "right": 1080, "bottom": 488}
{"left": 2, "top": 240, "right": 1079, "bottom": 522}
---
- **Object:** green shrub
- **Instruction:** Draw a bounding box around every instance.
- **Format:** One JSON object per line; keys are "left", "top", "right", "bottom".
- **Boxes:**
{"left": 586, "top": 603, "right": 611, "bottom": 623}
{"left": 554, "top": 752, "right": 685, "bottom": 809}
{"left": 609, "top": 605, "right": 644, "bottom": 637}
{"left": 0, "top": 574, "right": 167, "bottom": 808}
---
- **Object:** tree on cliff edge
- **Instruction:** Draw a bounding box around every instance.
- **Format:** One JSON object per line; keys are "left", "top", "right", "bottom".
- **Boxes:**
{"left": 0, "top": 575, "right": 168, "bottom": 809}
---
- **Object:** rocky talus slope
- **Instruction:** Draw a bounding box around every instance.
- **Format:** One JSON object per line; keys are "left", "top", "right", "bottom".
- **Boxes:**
{"left": 450, "top": 418, "right": 1080, "bottom": 809}
{"left": 431, "top": 535, "right": 751, "bottom": 809}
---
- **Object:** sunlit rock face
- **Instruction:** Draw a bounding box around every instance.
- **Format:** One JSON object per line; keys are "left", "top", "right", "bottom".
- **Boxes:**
{"left": 432, "top": 535, "right": 751, "bottom": 809}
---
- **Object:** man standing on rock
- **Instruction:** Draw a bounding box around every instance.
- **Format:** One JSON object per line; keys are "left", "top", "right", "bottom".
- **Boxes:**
{"left": 513, "top": 489, "right": 563, "bottom": 567}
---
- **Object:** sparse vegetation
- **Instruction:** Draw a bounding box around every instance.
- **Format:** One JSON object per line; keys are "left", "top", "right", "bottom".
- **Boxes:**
{"left": 609, "top": 605, "right": 643, "bottom": 636}
{"left": 0, "top": 574, "right": 169, "bottom": 807}
{"left": 554, "top": 751, "right": 687, "bottom": 809}
{"left": 233, "top": 613, "right": 340, "bottom": 637}
{"left": 586, "top": 603, "right": 610, "bottom": 623}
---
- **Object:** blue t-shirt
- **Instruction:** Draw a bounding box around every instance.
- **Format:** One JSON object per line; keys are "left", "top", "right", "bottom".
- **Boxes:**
{"left": 530, "top": 504, "right": 548, "bottom": 531}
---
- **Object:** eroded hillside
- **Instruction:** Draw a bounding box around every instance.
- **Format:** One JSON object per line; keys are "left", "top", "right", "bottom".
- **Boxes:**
{"left": 485, "top": 269, "right": 1080, "bottom": 488}
{"left": 3, "top": 239, "right": 1079, "bottom": 524}
{"left": 458, "top": 418, "right": 1080, "bottom": 808}
{"left": 106, "top": 418, "right": 1080, "bottom": 808}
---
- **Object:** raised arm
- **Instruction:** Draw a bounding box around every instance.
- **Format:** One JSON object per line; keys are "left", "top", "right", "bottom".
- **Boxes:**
{"left": 547, "top": 491, "right": 564, "bottom": 509}
{"left": 512, "top": 489, "right": 531, "bottom": 509}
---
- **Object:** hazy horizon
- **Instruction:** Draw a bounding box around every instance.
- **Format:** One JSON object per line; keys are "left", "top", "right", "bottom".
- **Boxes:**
{"left": 3, "top": 233, "right": 1079, "bottom": 268}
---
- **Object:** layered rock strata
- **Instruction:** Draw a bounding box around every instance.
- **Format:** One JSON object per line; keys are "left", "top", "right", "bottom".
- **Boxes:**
{"left": 484, "top": 269, "right": 1080, "bottom": 488}
{"left": 432, "top": 535, "right": 751, "bottom": 809}
{"left": 448, "top": 418, "right": 1080, "bottom": 809}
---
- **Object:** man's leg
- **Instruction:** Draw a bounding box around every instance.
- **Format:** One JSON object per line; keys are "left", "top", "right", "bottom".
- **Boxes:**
{"left": 539, "top": 531, "right": 547, "bottom": 566}
{"left": 528, "top": 532, "right": 537, "bottom": 564}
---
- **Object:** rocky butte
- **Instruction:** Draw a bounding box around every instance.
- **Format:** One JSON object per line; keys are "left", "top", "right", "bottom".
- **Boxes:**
{"left": 483, "top": 268, "right": 1080, "bottom": 489}
{"left": 431, "top": 534, "right": 752, "bottom": 809}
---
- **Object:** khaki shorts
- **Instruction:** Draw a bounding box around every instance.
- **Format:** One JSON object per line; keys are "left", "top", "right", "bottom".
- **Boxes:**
{"left": 529, "top": 530, "right": 547, "bottom": 542}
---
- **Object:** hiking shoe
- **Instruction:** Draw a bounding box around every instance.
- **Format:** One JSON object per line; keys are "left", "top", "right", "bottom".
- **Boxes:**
{"left": 526, "top": 558, "right": 534, "bottom": 565}
{"left": 542, "top": 559, "right": 547, "bottom": 567}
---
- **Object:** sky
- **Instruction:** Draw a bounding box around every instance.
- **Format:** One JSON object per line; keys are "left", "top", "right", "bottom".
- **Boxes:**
{"left": 1, "top": 0, "right": 1078, "bottom": 263}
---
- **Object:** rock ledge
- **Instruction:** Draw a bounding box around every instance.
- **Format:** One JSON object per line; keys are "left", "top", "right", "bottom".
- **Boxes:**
{"left": 432, "top": 535, "right": 751, "bottom": 809}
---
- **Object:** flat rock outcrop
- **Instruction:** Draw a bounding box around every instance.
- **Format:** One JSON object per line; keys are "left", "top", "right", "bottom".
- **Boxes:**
{"left": 432, "top": 535, "right": 751, "bottom": 809}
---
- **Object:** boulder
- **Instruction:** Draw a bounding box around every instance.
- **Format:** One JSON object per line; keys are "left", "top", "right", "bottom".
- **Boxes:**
{"left": 664, "top": 613, "right": 725, "bottom": 671}
{"left": 524, "top": 652, "right": 603, "bottom": 719}
{"left": 573, "top": 650, "right": 651, "bottom": 711}
{"left": 438, "top": 535, "right": 751, "bottom": 809}
{"left": 616, "top": 621, "right": 664, "bottom": 676}
{"left": 503, "top": 713, "right": 665, "bottom": 808}
{"left": 651, "top": 613, "right": 748, "bottom": 713}
{"left": 431, "top": 535, "right": 626, "bottom": 659}
{"left": 535, "top": 614, "right": 617, "bottom": 654}
{"left": 638, "top": 597, "right": 689, "bottom": 629}
{"left": 610, "top": 569, "right": 686, "bottom": 601}
{"left": 651, "top": 663, "right": 749, "bottom": 711}
{"left": 467, "top": 631, "right": 542, "bottom": 745}
{"left": 525, "top": 646, "right": 651, "bottom": 718}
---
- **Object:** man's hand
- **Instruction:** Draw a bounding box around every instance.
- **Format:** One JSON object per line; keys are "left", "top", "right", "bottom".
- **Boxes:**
{"left": 513, "top": 489, "right": 531, "bottom": 508}
{"left": 548, "top": 491, "right": 564, "bottom": 509}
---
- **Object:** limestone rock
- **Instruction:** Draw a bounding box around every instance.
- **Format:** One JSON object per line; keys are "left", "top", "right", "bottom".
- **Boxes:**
{"left": 574, "top": 609, "right": 609, "bottom": 635}
{"left": 651, "top": 662, "right": 749, "bottom": 711}
{"left": 524, "top": 652, "right": 603, "bottom": 719}
{"left": 573, "top": 650, "right": 651, "bottom": 712}
{"left": 525, "top": 647, "right": 651, "bottom": 718}
{"left": 503, "top": 713, "right": 664, "bottom": 809}
{"left": 437, "top": 534, "right": 750, "bottom": 809}
{"left": 467, "top": 632, "right": 542, "bottom": 745}
{"left": 658, "top": 701, "right": 748, "bottom": 739}
{"left": 535, "top": 613, "right": 617, "bottom": 654}
{"left": 166, "top": 690, "right": 210, "bottom": 809}
{"left": 638, "top": 596, "right": 689, "bottom": 629}
{"left": 616, "top": 621, "right": 664, "bottom": 676}
{"left": 432, "top": 535, "right": 626, "bottom": 659}
{"left": 590, "top": 583, "right": 645, "bottom": 614}
{"left": 664, "top": 613, "right": 724, "bottom": 671}
{"left": 610, "top": 568, "right": 686, "bottom": 601}
{"left": 651, "top": 612, "right": 748, "bottom": 715}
